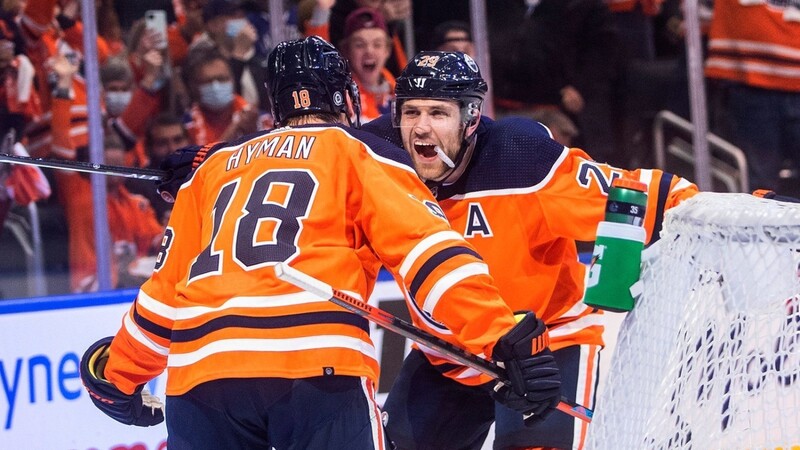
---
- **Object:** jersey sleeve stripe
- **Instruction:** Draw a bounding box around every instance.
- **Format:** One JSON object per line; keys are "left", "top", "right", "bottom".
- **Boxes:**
{"left": 136, "top": 290, "right": 177, "bottom": 320}
{"left": 133, "top": 306, "right": 172, "bottom": 340}
{"left": 449, "top": 367, "right": 485, "bottom": 380}
{"left": 548, "top": 313, "right": 605, "bottom": 338}
{"left": 123, "top": 314, "right": 170, "bottom": 355}
{"left": 427, "top": 360, "right": 464, "bottom": 374}
{"left": 672, "top": 178, "right": 694, "bottom": 192}
{"left": 170, "top": 311, "right": 369, "bottom": 343}
{"left": 175, "top": 293, "right": 333, "bottom": 320}
{"left": 638, "top": 168, "right": 654, "bottom": 187}
{"left": 651, "top": 172, "right": 674, "bottom": 244}
{"left": 416, "top": 347, "right": 489, "bottom": 380}
{"left": 399, "top": 230, "right": 464, "bottom": 278}
{"left": 422, "top": 262, "right": 490, "bottom": 315}
{"left": 166, "top": 336, "right": 377, "bottom": 368}
{"left": 401, "top": 286, "right": 453, "bottom": 335}
{"left": 409, "top": 246, "right": 482, "bottom": 298}
{"left": 423, "top": 358, "right": 484, "bottom": 379}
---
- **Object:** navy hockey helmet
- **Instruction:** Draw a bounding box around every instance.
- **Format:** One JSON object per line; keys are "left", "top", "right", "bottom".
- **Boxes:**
{"left": 266, "top": 36, "right": 361, "bottom": 127}
{"left": 393, "top": 51, "right": 488, "bottom": 126}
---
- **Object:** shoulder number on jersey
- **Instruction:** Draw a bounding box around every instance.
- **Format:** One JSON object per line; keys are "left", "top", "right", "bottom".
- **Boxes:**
{"left": 408, "top": 194, "right": 448, "bottom": 221}
{"left": 576, "top": 161, "right": 622, "bottom": 195}
{"left": 154, "top": 227, "right": 175, "bottom": 272}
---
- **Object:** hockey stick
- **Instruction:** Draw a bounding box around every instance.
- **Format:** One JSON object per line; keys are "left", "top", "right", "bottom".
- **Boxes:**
{"left": 0, "top": 153, "right": 167, "bottom": 181}
{"left": 273, "top": 263, "right": 593, "bottom": 423}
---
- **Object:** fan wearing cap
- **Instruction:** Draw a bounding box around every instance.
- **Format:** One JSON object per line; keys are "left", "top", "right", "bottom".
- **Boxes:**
{"left": 339, "top": 7, "right": 395, "bottom": 123}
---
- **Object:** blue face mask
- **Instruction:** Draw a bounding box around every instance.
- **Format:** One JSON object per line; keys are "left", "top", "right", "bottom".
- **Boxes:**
{"left": 199, "top": 80, "right": 234, "bottom": 111}
{"left": 225, "top": 18, "right": 249, "bottom": 38}
{"left": 104, "top": 91, "right": 132, "bottom": 117}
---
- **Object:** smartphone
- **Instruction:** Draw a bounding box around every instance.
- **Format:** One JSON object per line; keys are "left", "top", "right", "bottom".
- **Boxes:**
{"left": 144, "top": 10, "right": 168, "bottom": 50}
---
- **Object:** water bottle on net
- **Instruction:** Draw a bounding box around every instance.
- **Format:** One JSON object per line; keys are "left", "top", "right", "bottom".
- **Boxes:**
{"left": 583, "top": 178, "right": 648, "bottom": 312}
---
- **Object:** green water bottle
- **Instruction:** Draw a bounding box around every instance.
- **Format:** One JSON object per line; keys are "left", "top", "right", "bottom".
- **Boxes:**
{"left": 583, "top": 178, "right": 648, "bottom": 312}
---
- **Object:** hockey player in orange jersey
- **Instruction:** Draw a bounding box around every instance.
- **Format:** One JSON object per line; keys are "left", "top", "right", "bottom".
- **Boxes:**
{"left": 363, "top": 51, "right": 699, "bottom": 450}
{"left": 77, "top": 37, "right": 563, "bottom": 449}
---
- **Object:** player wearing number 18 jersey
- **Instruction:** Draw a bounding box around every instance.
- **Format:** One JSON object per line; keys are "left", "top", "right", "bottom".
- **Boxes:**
{"left": 77, "top": 38, "right": 564, "bottom": 450}
{"left": 363, "top": 51, "right": 699, "bottom": 450}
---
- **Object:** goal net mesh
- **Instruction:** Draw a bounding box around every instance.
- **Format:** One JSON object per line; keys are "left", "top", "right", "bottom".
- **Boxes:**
{"left": 587, "top": 192, "right": 800, "bottom": 450}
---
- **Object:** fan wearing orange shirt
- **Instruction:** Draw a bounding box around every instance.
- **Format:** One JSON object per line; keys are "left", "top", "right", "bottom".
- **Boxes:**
{"left": 57, "top": 134, "right": 163, "bottom": 292}
{"left": 78, "top": 37, "right": 563, "bottom": 450}
{"left": 181, "top": 45, "right": 264, "bottom": 146}
{"left": 363, "top": 51, "right": 699, "bottom": 450}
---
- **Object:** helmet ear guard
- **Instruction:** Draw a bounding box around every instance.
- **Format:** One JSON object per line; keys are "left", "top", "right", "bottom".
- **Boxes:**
{"left": 464, "top": 101, "right": 481, "bottom": 127}
{"left": 345, "top": 78, "right": 362, "bottom": 128}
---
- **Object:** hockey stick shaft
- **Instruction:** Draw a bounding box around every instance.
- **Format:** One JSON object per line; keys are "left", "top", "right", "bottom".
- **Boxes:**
{"left": 273, "top": 263, "right": 593, "bottom": 423}
{"left": 0, "top": 153, "right": 167, "bottom": 181}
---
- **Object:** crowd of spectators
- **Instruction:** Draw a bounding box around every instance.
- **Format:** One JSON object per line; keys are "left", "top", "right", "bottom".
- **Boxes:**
{"left": 0, "top": 0, "right": 797, "bottom": 297}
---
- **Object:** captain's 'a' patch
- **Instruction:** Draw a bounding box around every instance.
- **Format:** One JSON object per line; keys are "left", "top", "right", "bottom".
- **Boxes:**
{"left": 464, "top": 202, "right": 493, "bottom": 238}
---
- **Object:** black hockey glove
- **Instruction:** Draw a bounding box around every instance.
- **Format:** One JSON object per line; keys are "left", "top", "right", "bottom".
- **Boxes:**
{"left": 80, "top": 337, "right": 164, "bottom": 427}
{"left": 156, "top": 143, "right": 219, "bottom": 203}
{"left": 488, "top": 312, "right": 561, "bottom": 424}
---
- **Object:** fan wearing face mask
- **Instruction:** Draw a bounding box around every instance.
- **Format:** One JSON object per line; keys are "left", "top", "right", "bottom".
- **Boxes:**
{"left": 181, "top": 45, "right": 264, "bottom": 145}
{"left": 100, "top": 56, "right": 170, "bottom": 168}
{"left": 191, "top": 0, "right": 272, "bottom": 114}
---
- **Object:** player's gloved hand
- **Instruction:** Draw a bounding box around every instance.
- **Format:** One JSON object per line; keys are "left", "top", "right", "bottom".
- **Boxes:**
{"left": 156, "top": 143, "right": 219, "bottom": 203}
{"left": 79, "top": 336, "right": 164, "bottom": 427}
{"left": 489, "top": 312, "right": 561, "bottom": 424}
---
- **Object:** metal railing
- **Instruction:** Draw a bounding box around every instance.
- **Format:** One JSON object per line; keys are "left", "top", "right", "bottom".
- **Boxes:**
{"left": 652, "top": 110, "right": 749, "bottom": 193}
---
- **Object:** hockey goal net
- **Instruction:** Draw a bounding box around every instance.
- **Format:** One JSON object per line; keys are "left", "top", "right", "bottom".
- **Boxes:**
{"left": 587, "top": 192, "right": 800, "bottom": 450}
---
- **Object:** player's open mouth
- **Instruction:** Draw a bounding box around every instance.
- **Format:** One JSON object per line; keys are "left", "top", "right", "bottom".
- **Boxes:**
{"left": 414, "top": 142, "right": 438, "bottom": 159}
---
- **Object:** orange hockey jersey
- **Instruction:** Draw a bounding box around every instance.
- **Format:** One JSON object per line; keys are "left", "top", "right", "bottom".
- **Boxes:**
{"left": 56, "top": 172, "right": 163, "bottom": 292}
{"left": 104, "top": 124, "right": 518, "bottom": 396}
{"left": 364, "top": 115, "right": 698, "bottom": 384}
{"left": 705, "top": 0, "right": 800, "bottom": 92}
{"left": 355, "top": 68, "right": 396, "bottom": 124}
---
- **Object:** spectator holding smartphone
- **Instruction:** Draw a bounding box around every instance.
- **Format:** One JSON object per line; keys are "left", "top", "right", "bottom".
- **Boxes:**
{"left": 193, "top": 0, "right": 271, "bottom": 113}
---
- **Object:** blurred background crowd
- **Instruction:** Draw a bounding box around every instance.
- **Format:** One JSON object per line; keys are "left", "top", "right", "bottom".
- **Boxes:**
{"left": 0, "top": 0, "right": 798, "bottom": 298}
